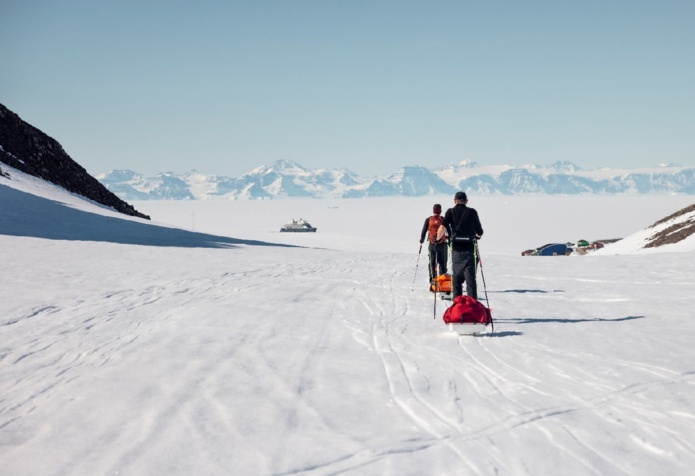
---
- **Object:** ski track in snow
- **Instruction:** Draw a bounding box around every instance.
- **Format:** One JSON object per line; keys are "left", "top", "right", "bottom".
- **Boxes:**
{"left": 2, "top": 245, "right": 695, "bottom": 475}
{"left": 2, "top": 246, "right": 695, "bottom": 476}
{"left": 2, "top": 191, "right": 695, "bottom": 475}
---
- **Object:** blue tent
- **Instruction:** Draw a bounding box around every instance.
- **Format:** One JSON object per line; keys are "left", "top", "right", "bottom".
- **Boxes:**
{"left": 537, "top": 243, "right": 571, "bottom": 256}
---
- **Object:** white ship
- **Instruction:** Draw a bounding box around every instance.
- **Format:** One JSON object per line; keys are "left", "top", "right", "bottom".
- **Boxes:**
{"left": 280, "top": 218, "right": 317, "bottom": 233}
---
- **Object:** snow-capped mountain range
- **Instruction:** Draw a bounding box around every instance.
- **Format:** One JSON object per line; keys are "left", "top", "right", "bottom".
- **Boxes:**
{"left": 97, "top": 159, "right": 695, "bottom": 200}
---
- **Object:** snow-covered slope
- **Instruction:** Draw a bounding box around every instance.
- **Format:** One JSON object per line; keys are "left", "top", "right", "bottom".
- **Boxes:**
{"left": 0, "top": 165, "right": 280, "bottom": 248}
{"left": 2, "top": 172, "right": 694, "bottom": 475}
{"left": 597, "top": 203, "right": 695, "bottom": 254}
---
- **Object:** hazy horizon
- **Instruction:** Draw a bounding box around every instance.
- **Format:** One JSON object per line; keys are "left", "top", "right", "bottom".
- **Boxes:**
{"left": 95, "top": 157, "right": 694, "bottom": 178}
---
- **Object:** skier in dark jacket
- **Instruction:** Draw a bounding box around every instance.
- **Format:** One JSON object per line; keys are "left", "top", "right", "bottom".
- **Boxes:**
{"left": 420, "top": 204, "right": 448, "bottom": 281}
{"left": 437, "top": 191, "right": 483, "bottom": 299}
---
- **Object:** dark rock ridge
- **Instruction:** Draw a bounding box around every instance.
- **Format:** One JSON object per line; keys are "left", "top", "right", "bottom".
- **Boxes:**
{"left": 645, "top": 203, "right": 695, "bottom": 248}
{"left": 0, "top": 103, "right": 149, "bottom": 219}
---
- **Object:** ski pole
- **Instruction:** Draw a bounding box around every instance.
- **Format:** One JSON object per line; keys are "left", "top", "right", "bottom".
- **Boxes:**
{"left": 411, "top": 243, "right": 423, "bottom": 291}
{"left": 476, "top": 240, "right": 490, "bottom": 307}
{"left": 433, "top": 243, "right": 438, "bottom": 319}
{"left": 433, "top": 283, "right": 437, "bottom": 319}
{"left": 476, "top": 240, "right": 493, "bottom": 332}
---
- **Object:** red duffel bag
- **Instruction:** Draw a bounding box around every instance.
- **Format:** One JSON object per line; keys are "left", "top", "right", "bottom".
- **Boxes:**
{"left": 443, "top": 295, "right": 493, "bottom": 327}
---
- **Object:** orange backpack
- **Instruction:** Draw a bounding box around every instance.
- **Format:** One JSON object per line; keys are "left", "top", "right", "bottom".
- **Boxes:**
{"left": 427, "top": 215, "right": 443, "bottom": 244}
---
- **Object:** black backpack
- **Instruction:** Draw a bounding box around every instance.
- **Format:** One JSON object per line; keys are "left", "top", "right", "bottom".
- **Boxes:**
{"left": 450, "top": 208, "right": 475, "bottom": 245}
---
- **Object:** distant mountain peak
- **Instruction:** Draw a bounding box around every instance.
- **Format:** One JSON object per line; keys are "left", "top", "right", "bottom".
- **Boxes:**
{"left": 550, "top": 161, "right": 582, "bottom": 173}
{"left": 95, "top": 159, "right": 695, "bottom": 201}
{"left": 455, "top": 159, "right": 478, "bottom": 168}
{"left": 436, "top": 160, "right": 480, "bottom": 173}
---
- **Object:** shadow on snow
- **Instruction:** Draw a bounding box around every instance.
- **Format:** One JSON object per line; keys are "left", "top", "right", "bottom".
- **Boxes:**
{"left": 494, "top": 315, "right": 645, "bottom": 325}
{"left": 482, "top": 331, "right": 524, "bottom": 338}
{"left": 494, "top": 289, "right": 565, "bottom": 294}
{"left": 0, "top": 185, "right": 297, "bottom": 249}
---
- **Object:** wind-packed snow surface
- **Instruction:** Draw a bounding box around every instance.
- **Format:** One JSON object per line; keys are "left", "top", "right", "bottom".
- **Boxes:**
{"left": 1, "top": 168, "right": 694, "bottom": 475}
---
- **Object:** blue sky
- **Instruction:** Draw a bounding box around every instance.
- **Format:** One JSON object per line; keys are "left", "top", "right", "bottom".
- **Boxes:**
{"left": 2, "top": 1, "right": 694, "bottom": 177}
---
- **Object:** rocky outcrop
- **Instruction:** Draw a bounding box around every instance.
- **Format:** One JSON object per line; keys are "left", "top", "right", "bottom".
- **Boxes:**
{"left": 0, "top": 103, "right": 149, "bottom": 219}
{"left": 645, "top": 203, "right": 695, "bottom": 248}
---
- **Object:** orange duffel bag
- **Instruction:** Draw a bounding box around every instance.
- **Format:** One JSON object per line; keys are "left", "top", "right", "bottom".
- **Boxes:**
{"left": 430, "top": 274, "right": 452, "bottom": 293}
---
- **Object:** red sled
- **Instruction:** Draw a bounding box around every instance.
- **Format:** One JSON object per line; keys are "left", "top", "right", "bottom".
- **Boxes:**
{"left": 443, "top": 295, "right": 494, "bottom": 335}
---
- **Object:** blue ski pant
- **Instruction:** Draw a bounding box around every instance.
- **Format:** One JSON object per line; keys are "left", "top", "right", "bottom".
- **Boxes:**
{"left": 452, "top": 250, "right": 477, "bottom": 299}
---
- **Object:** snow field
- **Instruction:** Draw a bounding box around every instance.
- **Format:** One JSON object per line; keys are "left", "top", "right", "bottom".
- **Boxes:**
{"left": 1, "top": 170, "right": 694, "bottom": 475}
